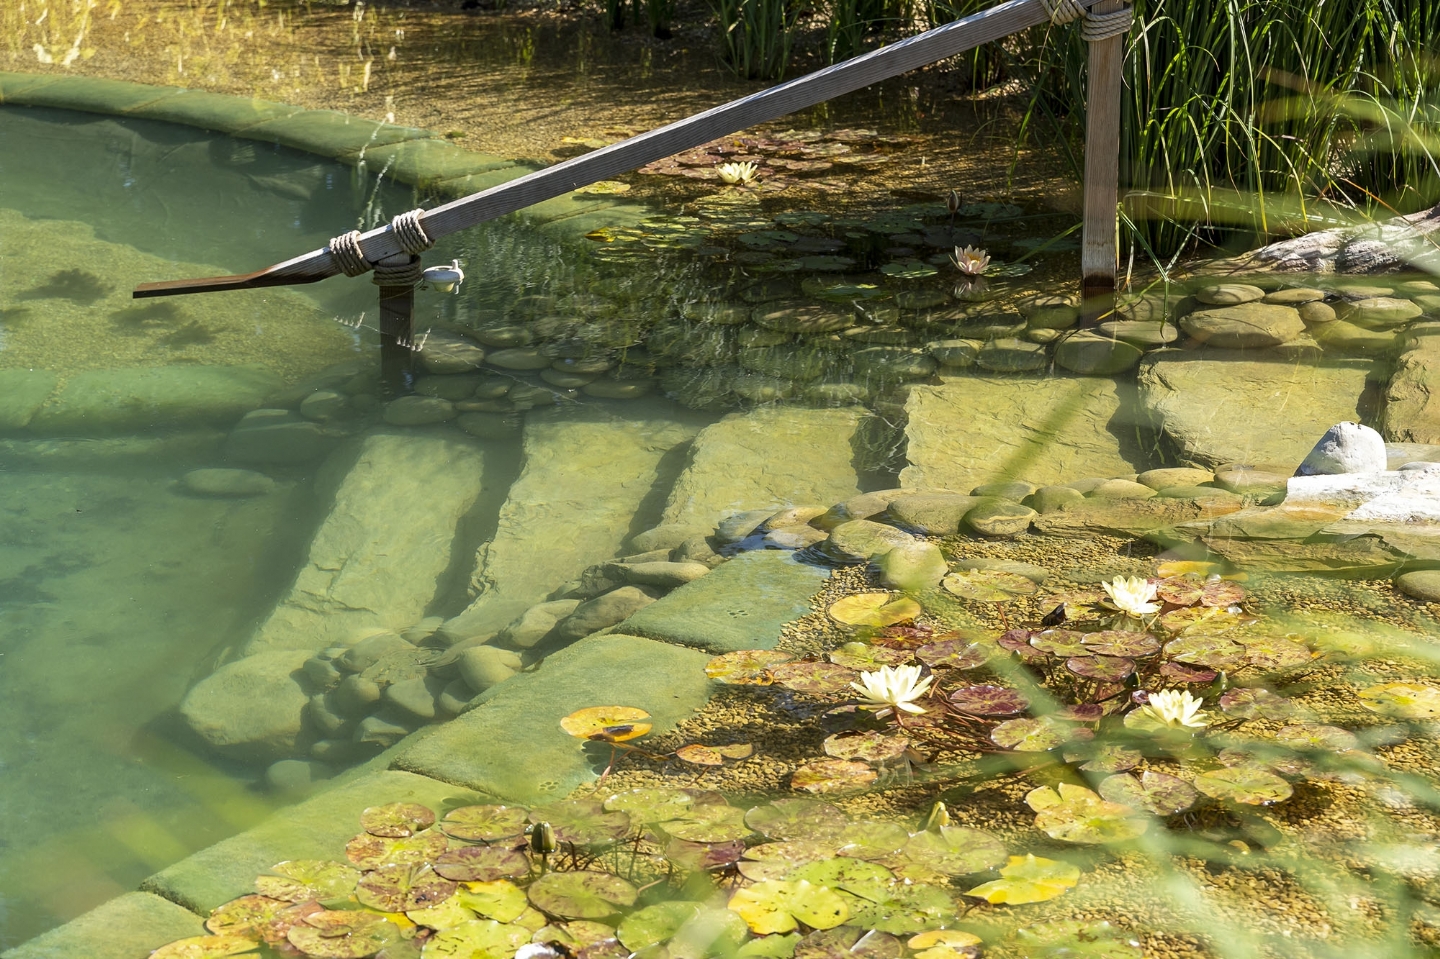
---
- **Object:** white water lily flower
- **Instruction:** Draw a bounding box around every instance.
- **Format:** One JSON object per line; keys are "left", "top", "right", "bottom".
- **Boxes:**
{"left": 717, "top": 161, "right": 759, "bottom": 185}
{"left": 1102, "top": 575, "right": 1161, "bottom": 617}
{"left": 850, "top": 664, "right": 933, "bottom": 718}
{"left": 950, "top": 245, "right": 990, "bottom": 275}
{"left": 1137, "top": 689, "right": 1208, "bottom": 729}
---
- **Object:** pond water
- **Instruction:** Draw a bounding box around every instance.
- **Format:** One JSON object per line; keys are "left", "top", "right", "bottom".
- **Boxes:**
{"left": 5, "top": 90, "right": 1440, "bottom": 957}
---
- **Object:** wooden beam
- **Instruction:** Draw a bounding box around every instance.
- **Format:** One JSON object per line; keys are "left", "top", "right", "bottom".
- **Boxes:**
{"left": 135, "top": 0, "right": 1098, "bottom": 299}
{"left": 1078, "top": 0, "right": 1126, "bottom": 325}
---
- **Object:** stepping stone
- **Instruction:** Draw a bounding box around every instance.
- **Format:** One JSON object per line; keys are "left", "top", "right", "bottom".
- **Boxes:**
{"left": 2, "top": 892, "right": 203, "bottom": 959}
{"left": 1138, "top": 350, "right": 1371, "bottom": 469}
{"left": 618, "top": 550, "right": 829, "bottom": 653}
{"left": 901, "top": 374, "right": 1147, "bottom": 492}
{"left": 393, "top": 634, "right": 712, "bottom": 803}
{"left": 244, "top": 430, "right": 490, "bottom": 654}
{"left": 660, "top": 407, "right": 864, "bottom": 528}
{"left": 141, "top": 771, "right": 467, "bottom": 914}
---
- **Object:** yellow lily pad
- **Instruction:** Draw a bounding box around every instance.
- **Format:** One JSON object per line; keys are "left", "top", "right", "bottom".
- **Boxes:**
{"left": 964, "top": 854, "right": 1080, "bottom": 904}
{"left": 559, "top": 706, "right": 653, "bottom": 743}
{"left": 828, "top": 593, "right": 923, "bottom": 628}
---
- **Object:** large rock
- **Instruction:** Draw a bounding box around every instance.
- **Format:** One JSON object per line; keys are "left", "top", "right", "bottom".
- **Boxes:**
{"left": 2, "top": 892, "right": 204, "bottom": 959}
{"left": 225, "top": 409, "right": 339, "bottom": 464}
{"left": 394, "top": 634, "right": 712, "bottom": 803}
{"left": 1384, "top": 338, "right": 1440, "bottom": 443}
{"left": 1295, "top": 422, "right": 1387, "bottom": 475}
{"left": 554, "top": 586, "right": 658, "bottom": 641}
{"left": 1053, "top": 334, "right": 1143, "bottom": 375}
{"left": 30, "top": 366, "right": 281, "bottom": 434}
{"left": 244, "top": 431, "right": 489, "bottom": 654}
{"left": 179, "top": 650, "right": 312, "bottom": 761}
{"left": 1180, "top": 303, "right": 1304, "bottom": 348}
{"left": 1137, "top": 350, "right": 1370, "bottom": 469}
{"left": 660, "top": 407, "right": 865, "bottom": 527}
{"left": 448, "top": 405, "right": 699, "bottom": 643}
{"left": 901, "top": 374, "right": 1147, "bottom": 491}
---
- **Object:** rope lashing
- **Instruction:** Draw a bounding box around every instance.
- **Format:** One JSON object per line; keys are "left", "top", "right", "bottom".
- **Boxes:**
{"left": 326, "top": 209, "right": 434, "bottom": 282}
{"left": 1039, "top": 0, "right": 1133, "bottom": 41}
{"left": 1039, "top": 0, "right": 1085, "bottom": 25}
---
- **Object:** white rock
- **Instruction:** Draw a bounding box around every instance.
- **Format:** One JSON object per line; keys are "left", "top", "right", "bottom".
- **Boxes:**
{"left": 1287, "top": 468, "right": 1440, "bottom": 522}
{"left": 1295, "top": 422, "right": 1387, "bottom": 476}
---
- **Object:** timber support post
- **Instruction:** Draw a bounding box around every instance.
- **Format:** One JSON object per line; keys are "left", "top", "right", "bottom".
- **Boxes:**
{"left": 1078, "top": 0, "right": 1131, "bottom": 326}
{"left": 375, "top": 252, "right": 419, "bottom": 397}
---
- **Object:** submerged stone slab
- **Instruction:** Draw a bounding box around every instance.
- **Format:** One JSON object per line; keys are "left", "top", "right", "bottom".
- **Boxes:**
{"left": 0, "top": 369, "right": 56, "bottom": 431}
{"left": 1, "top": 891, "right": 203, "bottom": 959}
{"left": 1138, "top": 350, "right": 1371, "bottom": 469}
{"left": 450, "top": 404, "right": 700, "bottom": 642}
{"left": 901, "top": 374, "right": 1146, "bottom": 492}
{"left": 618, "top": 549, "right": 829, "bottom": 653}
{"left": 1383, "top": 340, "right": 1440, "bottom": 443}
{"left": 244, "top": 431, "right": 488, "bottom": 654}
{"left": 394, "top": 634, "right": 712, "bottom": 803}
{"left": 30, "top": 366, "right": 281, "bottom": 435}
{"left": 660, "top": 407, "right": 865, "bottom": 528}
{"left": 142, "top": 771, "right": 468, "bottom": 914}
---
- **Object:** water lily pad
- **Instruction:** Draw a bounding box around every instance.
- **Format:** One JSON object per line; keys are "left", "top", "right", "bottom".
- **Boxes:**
{"left": 1025, "top": 784, "right": 1149, "bottom": 844}
{"left": 574, "top": 180, "right": 632, "bottom": 195}
{"left": 1218, "top": 688, "right": 1295, "bottom": 720}
{"left": 796, "top": 256, "right": 856, "bottom": 272}
{"left": 533, "top": 921, "right": 617, "bottom": 950}
{"left": 949, "top": 685, "right": 1028, "bottom": 716}
{"left": 845, "top": 882, "right": 957, "bottom": 934}
{"left": 1163, "top": 634, "right": 1246, "bottom": 669}
{"left": 739, "top": 841, "right": 837, "bottom": 881}
{"left": 1155, "top": 577, "right": 1204, "bottom": 606}
{"left": 676, "top": 745, "right": 728, "bottom": 767}
{"left": 880, "top": 261, "right": 938, "bottom": 280}
{"left": 1098, "top": 771, "right": 1198, "bottom": 815}
{"left": 1274, "top": 723, "right": 1359, "bottom": 751}
{"left": 788, "top": 857, "right": 894, "bottom": 891}
{"left": 206, "top": 896, "right": 289, "bottom": 937}
{"left": 828, "top": 594, "right": 923, "bottom": 628}
{"left": 1159, "top": 606, "right": 1241, "bottom": 634}
{"left": 794, "top": 927, "right": 902, "bottom": 959}
{"left": 346, "top": 832, "right": 449, "bottom": 870}
{"left": 827, "top": 820, "right": 909, "bottom": 860}
{"left": 406, "top": 899, "right": 477, "bottom": 931}
{"left": 432, "top": 845, "right": 530, "bottom": 883}
{"left": 602, "top": 788, "right": 695, "bottom": 823}
{"left": 255, "top": 860, "right": 362, "bottom": 902}
{"left": 1011, "top": 920, "right": 1140, "bottom": 958}
{"left": 728, "top": 880, "right": 850, "bottom": 934}
{"left": 1073, "top": 744, "right": 1141, "bottom": 773}
{"left": 1199, "top": 580, "right": 1246, "bottom": 607}
{"left": 1192, "top": 766, "right": 1293, "bottom": 805}
{"left": 1359, "top": 682, "right": 1440, "bottom": 719}
{"left": 1244, "top": 637, "right": 1312, "bottom": 671}
{"left": 828, "top": 643, "right": 914, "bottom": 671}
{"left": 769, "top": 662, "right": 861, "bottom": 696}
{"left": 421, "top": 919, "right": 530, "bottom": 959}
{"left": 942, "top": 569, "right": 1039, "bottom": 603}
{"left": 901, "top": 826, "right": 1006, "bottom": 876}
{"left": 360, "top": 803, "right": 438, "bottom": 839}
{"left": 665, "top": 838, "right": 747, "bottom": 873}
{"left": 822, "top": 730, "right": 910, "bottom": 764}
{"left": 1028, "top": 630, "right": 1090, "bottom": 657}
{"left": 1159, "top": 662, "right": 1217, "bottom": 684}
{"left": 965, "top": 854, "right": 1080, "bottom": 905}
{"left": 746, "top": 799, "right": 849, "bottom": 841}
{"left": 457, "top": 881, "right": 531, "bottom": 923}
{"left": 991, "top": 716, "right": 1069, "bottom": 752}
{"left": 737, "top": 934, "right": 802, "bottom": 959}
{"left": 915, "top": 640, "right": 990, "bottom": 670}
{"left": 150, "top": 935, "right": 259, "bottom": 959}
{"left": 792, "top": 759, "right": 879, "bottom": 794}
{"left": 357, "top": 863, "right": 457, "bottom": 912}
{"left": 529, "top": 800, "right": 632, "bottom": 846}
{"left": 288, "top": 912, "right": 400, "bottom": 959}
{"left": 662, "top": 803, "right": 753, "bottom": 843}
{"left": 1066, "top": 656, "right": 1135, "bottom": 682}
{"left": 907, "top": 930, "right": 982, "bottom": 959}
{"left": 527, "top": 872, "right": 639, "bottom": 919}
{"left": 705, "top": 650, "right": 795, "bottom": 685}
{"left": 560, "top": 706, "right": 653, "bottom": 743}
{"left": 1081, "top": 631, "right": 1161, "bottom": 658}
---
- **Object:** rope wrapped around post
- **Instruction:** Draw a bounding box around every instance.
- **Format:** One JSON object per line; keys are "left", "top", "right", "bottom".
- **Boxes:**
{"left": 1039, "top": 0, "right": 1132, "bottom": 39}
{"left": 326, "top": 209, "right": 435, "bottom": 285}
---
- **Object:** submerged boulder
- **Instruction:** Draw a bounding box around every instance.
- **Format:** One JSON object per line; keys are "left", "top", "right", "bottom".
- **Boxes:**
{"left": 180, "top": 650, "right": 312, "bottom": 762}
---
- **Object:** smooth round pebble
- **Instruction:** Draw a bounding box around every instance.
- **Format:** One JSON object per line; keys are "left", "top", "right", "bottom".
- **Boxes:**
{"left": 964, "top": 499, "right": 1037, "bottom": 537}
{"left": 1195, "top": 283, "right": 1265, "bottom": 306}
{"left": 1087, "top": 479, "right": 1158, "bottom": 500}
{"left": 1263, "top": 288, "right": 1326, "bottom": 305}
{"left": 1396, "top": 570, "right": 1440, "bottom": 603}
{"left": 1026, "top": 485, "right": 1085, "bottom": 513}
{"left": 1137, "top": 467, "right": 1215, "bottom": 490}
{"left": 180, "top": 468, "right": 275, "bottom": 497}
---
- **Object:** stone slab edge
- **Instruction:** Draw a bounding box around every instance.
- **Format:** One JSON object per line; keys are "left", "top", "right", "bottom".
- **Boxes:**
{"left": 0, "top": 892, "right": 206, "bottom": 959}
{"left": 0, "top": 71, "right": 649, "bottom": 233}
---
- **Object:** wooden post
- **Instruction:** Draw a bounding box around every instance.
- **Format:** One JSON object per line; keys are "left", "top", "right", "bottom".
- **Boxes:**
{"left": 1079, "top": 0, "right": 1126, "bottom": 326}
{"left": 376, "top": 252, "right": 417, "bottom": 396}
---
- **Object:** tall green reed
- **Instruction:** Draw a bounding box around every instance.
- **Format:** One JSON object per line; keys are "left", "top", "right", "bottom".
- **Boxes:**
{"left": 714, "top": 0, "right": 799, "bottom": 79}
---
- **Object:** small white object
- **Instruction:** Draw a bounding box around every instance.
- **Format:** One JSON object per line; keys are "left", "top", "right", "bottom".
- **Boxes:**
{"left": 422, "top": 259, "right": 464, "bottom": 293}
{"left": 1295, "top": 421, "right": 1387, "bottom": 476}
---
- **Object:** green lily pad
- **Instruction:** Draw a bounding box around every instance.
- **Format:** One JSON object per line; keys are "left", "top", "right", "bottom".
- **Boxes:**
{"left": 206, "top": 896, "right": 288, "bottom": 937}
{"left": 981, "top": 261, "right": 1032, "bottom": 277}
{"left": 738, "top": 841, "right": 837, "bottom": 882}
{"left": 704, "top": 650, "right": 795, "bottom": 685}
{"left": 1244, "top": 637, "right": 1312, "bottom": 671}
{"left": 803, "top": 280, "right": 889, "bottom": 302}
{"left": 668, "top": 907, "right": 750, "bottom": 959}
{"left": 662, "top": 803, "right": 752, "bottom": 843}
{"left": 1218, "top": 687, "right": 1295, "bottom": 720}
{"left": 942, "top": 569, "right": 1038, "bottom": 603}
{"left": 150, "top": 935, "right": 259, "bottom": 959}
{"left": 529, "top": 800, "right": 632, "bottom": 846}
{"left": 965, "top": 854, "right": 1080, "bottom": 904}
{"left": 738, "top": 934, "right": 802, "bottom": 959}
{"left": 432, "top": 845, "right": 530, "bottom": 883}
{"left": 1066, "top": 656, "right": 1135, "bottom": 682}
{"left": 900, "top": 826, "right": 1007, "bottom": 876}
{"left": 1028, "top": 630, "right": 1089, "bottom": 657}
{"left": 822, "top": 731, "right": 910, "bottom": 764}
{"left": 1274, "top": 723, "right": 1360, "bottom": 752}
{"left": 745, "top": 799, "right": 849, "bottom": 841}
{"left": 832, "top": 820, "right": 911, "bottom": 860}
{"left": 844, "top": 882, "right": 956, "bottom": 934}
{"left": 1097, "top": 771, "right": 1198, "bottom": 815}
{"left": 357, "top": 863, "right": 457, "bottom": 913}
{"left": 527, "top": 871, "right": 639, "bottom": 920}
{"left": 949, "top": 685, "right": 1028, "bottom": 717}
{"left": 406, "top": 899, "right": 478, "bottom": 931}
{"left": 828, "top": 643, "right": 914, "bottom": 671}
{"left": 728, "top": 880, "right": 850, "bottom": 935}
{"left": 345, "top": 832, "right": 449, "bottom": 870}
{"left": 991, "top": 716, "right": 1070, "bottom": 752}
{"left": 776, "top": 212, "right": 832, "bottom": 227}
{"left": 794, "top": 927, "right": 902, "bottom": 959}
{"left": 1025, "top": 784, "right": 1149, "bottom": 844}
{"left": 533, "top": 921, "right": 617, "bottom": 950}
{"left": 1359, "top": 681, "right": 1440, "bottom": 719}
{"left": 1073, "top": 744, "right": 1142, "bottom": 774}
{"left": 255, "top": 860, "right": 362, "bottom": 902}
{"left": 915, "top": 640, "right": 990, "bottom": 670}
{"left": 456, "top": 880, "right": 531, "bottom": 923}
{"left": 795, "top": 255, "right": 856, "bottom": 272}
{"left": 1011, "top": 920, "right": 1140, "bottom": 958}
{"left": 440, "top": 806, "right": 532, "bottom": 843}
{"left": 1192, "top": 766, "right": 1293, "bottom": 805}
{"left": 1159, "top": 606, "right": 1241, "bottom": 635}
{"left": 769, "top": 662, "right": 861, "bottom": 696}
{"left": 361, "top": 803, "right": 437, "bottom": 839}
{"left": 288, "top": 911, "right": 401, "bottom": 959}
{"left": 421, "top": 919, "right": 530, "bottom": 959}
{"left": 1163, "top": 634, "right": 1246, "bottom": 669}
{"left": 603, "top": 788, "right": 696, "bottom": 823}
{"left": 665, "top": 838, "right": 746, "bottom": 873}
{"left": 881, "top": 261, "right": 939, "bottom": 280}
{"left": 789, "top": 857, "right": 894, "bottom": 890}
{"left": 1081, "top": 631, "right": 1161, "bottom": 658}
{"left": 792, "top": 759, "right": 879, "bottom": 794}
{"left": 616, "top": 901, "right": 704, "bottom": 951}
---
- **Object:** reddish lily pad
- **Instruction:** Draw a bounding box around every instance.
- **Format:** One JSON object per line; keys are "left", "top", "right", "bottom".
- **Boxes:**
{"left": 1192, "top": 766, "right": 1293, "bottom": 805}
{"left": 900, "top": 826, "right": 1007, "bottom": 876}
{"left": 745, "top": 799, "right": 849, "bottom": 841}
{"left": 1163, "top": 634, "right": 1246, "bottom": 669}
{"left": 1159, "top": 661, "right": 1217, "bottom": 684}
{"left": 1200, "top": 580, "right": 1246, "bottom": 607}
{"left": 1155, "top": 577, "right": 1204, "bottom": 606}
{"left": 705, "top": 650, "right": 796, "bottom": 685}
{"left": 828, "top": 643, "right": 913, "bottom": 670}
{"left": 527, "top": 871, "right": 639, "bottom": 919}
{"left": 996, "top": 629, "right": 1032, "bottom": 651}
{"left": 150, "top": 936, "right": 259, "bottom": 959}
{"left": 991, "top": 716, "right": 1069, "bottom": 752}
{"left": 255, "top": 860, "right": 361, "bottom": 903}
{"left": 676, "top": 744, "right": 728, "bottom": 767}
{"left": 345, "top": 831, "right": 448, "bottom": 870}
{"left": 1218, "top": 688, "right": 1295, "bottom": 721}
{"left": 432, "top": 845, "right": 531, "bottom": 882}
{"left": 1081, "top": 631, "right": 1161, "bottom": 658}
{"left": 206, "top": 896, "right": 288, "bottom": 937}
{"left": 949, "top": 684, "right": 1027, "bottom": 716}
{"left": 791, "top": 759, "right": 878, "bottom": 794}
{"left": 441, "top": 805, "right": 530, "bottom": 843}
{"left": 287, "top": 911, "right": 400, "bottom": 959}
{"left": 769, "top": 662, "right": 861, "bottom": 696}
{"left": 915, "top": 639, "right": 990, "bottom": 670}
{"left": 1065, "top": 656, "right": 1135, "bottom": 682}
{"left": 1098, "top": 771, "right": 1198, "bottom": 815}
{"left": 529, "top": 800, "right": 632, "bottom": 846}
{"left": 1029, "top": 630, "right": 1090, "bottom": 657}
{"left": 822, "top": 730, "right": 910, "bottom": 764}
{"left": 357, "top": 863, "right": 456, "bottom": 913}
{"left": 942, "top": 569, "right": 1039, "bottom": 602}
{"left": 361, "top": 803, "right": 437, "bottom": 839}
